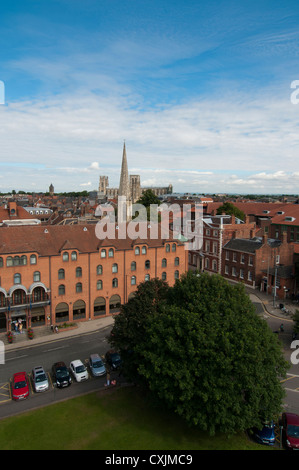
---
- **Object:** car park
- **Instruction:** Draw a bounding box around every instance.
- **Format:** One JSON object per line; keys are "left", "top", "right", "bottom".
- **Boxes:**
{"left": 282, "top": 412, "right": 299, "bottom": 449}
{"left": 70, "top": 359, "right": 89, "bottom": 382}
{"left": 105, "top": 350, "right": 121, "bottom": 370}
{"left": 32, "top": 366, "right": 49, "bottom": 393}
{"left": 89, "top": 354, "right": 106, "bottom": 377}
{"left": 11, "top": 372, "right": 30, "bottom": 401}
{"left": 251, "top": 421, "right": 275, "bottom": 446}
{"left": 52, "top": 362, "right": 72, "bottom": 388}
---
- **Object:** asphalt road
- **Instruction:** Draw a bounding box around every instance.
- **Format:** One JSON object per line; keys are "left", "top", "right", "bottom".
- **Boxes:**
{"left": 0, "top": 324, "right": 116, "bottom": 419}
{"left": 1, "top": 300, "right": 299, "bottom": 420}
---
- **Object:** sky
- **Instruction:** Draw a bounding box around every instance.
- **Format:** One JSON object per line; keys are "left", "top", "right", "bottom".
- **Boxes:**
{"left": 1, "top": 0, "right": 299, "bottom": 195}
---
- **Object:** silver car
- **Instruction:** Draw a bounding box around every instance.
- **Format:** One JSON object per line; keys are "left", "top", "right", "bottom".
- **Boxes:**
{"left": 32, "top": 366, "right": 49, "bottom": 392}
{"left": 89, "top": 354, "right": 106, "bottom": 377}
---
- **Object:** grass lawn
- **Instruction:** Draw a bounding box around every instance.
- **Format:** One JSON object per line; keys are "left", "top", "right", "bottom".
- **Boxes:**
{"left": 0, "top": 386, "right": 269, "bottom": 450}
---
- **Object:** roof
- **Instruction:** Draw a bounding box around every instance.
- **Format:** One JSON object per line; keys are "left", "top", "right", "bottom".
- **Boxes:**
{"left": 0, "top": 222, "right": 183, "bottom": 256}
{"left": 223, "top": 237, "right": 282, "bottom": 253}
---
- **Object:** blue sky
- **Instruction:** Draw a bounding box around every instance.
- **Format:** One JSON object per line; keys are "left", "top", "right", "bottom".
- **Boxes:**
{"left": 0, "top": 0, "right": 299, "bottom": 194}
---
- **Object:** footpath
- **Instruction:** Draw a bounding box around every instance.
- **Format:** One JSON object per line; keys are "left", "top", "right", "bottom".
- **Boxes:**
{"left": 0, "top": 315, "right": 115, "bottom": 351}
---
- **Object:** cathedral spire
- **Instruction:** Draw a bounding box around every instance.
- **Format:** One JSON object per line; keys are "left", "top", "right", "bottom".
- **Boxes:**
{"left": 118, "top": 141, "right": 132, "bottom": 224}
{"left": 118, "top": 141, "right": 130, "bottom": 198}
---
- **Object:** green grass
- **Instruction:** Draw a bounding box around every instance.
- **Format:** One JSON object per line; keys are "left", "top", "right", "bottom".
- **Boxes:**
{"left": 0, "top": 386, "right": 268, "bottom": 450}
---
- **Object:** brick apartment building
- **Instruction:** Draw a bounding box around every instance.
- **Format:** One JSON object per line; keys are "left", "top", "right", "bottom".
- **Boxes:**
{"left": 0, "top": 223, "right": 187, "bottom": 333}
{"left": 188, "top": 214, "right": 256, "bottom": 275}
{"left": 222, "top": 232, "right": 294, "bottom": 299}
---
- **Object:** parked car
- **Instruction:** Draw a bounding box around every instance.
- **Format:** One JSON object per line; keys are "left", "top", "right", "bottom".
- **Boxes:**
{"left": 89, "top": 354, "right": 106, "bottom": 377}
{"left": 251, "top": 421, "right": 275, "bottom": 446}
{"left": 52, "top": 361, "right": 72, "bottom": 388}
{"left": 32, "top": 366, "right": 49, "bottom": 393}
{"left": 70, "top": 359, "right": 89, "bottom": 382}
{"left": 11, "top": 372, "right": 30, "bottom": 401}
{"left": 105, "top": 350, "right": 122, "bottom": 370}
{"left": 282, "top": 412, "right": 299, "bottom": 449}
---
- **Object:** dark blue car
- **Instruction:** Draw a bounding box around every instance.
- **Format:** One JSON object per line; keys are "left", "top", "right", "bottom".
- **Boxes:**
{"left": 252, "top": 421, "right": 275, "bottom": 446}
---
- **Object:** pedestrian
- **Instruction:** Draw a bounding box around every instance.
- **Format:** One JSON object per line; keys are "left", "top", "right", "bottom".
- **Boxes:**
{"left": 280, "top": 323, "right": 284, "bottom": 332}
{"left": 19, "top": 322, "right": 23, "bottom": 334}
{"left": 106, "top": 371, "right": 110, "bottom": 386}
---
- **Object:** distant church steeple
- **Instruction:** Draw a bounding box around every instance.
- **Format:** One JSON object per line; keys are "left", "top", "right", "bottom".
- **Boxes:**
{"left": 118, "top": 142, "right": 132, "bottom": 223}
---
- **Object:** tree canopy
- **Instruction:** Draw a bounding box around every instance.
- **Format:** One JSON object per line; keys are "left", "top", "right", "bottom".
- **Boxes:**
{"left": 109, "top": 272, "right": 289, "bottom": 435}
{"left": 216, "top": 202, "right": 245, "bottom": 221}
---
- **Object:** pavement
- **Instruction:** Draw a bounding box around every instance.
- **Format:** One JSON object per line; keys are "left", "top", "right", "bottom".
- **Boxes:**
{"left": 1, "top": 289, "right": 298, "bottom": 351}
{"left": 0, "top": 315, "right": 115, "bottom": 351}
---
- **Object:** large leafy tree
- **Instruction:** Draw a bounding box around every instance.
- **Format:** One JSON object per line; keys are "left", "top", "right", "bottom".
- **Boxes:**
{"left": 216, "top": 202, "right": 245, "bottom": 221}
{"left": 109, "top": 272, "right": 289, "bottom": 435}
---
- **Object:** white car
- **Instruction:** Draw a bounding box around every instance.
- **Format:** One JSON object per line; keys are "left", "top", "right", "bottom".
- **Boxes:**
{"left": 70, "top": 360, "right": 89, "bottom": 382}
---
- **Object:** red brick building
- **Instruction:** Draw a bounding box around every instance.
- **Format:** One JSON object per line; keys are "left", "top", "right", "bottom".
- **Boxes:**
{"left": 0, "top": 223, "right": 187, "bottom": 333}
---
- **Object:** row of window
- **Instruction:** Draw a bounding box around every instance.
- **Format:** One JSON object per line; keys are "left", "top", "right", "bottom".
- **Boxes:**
{"left": 225, "top": 252, "right": 254, "bottom": 265}
{"left": 0, "top": 255, "right": 37, "bottom": 267}
{"left": 58, "top": 271, "right": 181, "bottom": 295}
{"left": 1, "top": 243, "right": 179, "bottom": 267}
{"left": 225, "top": 265, "right": 253, "bottom": 281}
{"left": 8, "top": 258, "right": 182, "bottom": 285}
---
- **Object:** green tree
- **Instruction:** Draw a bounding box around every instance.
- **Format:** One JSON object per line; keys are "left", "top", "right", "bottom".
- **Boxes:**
{"left": 109, "top": 272, "right": 289, "bottom": 435}
{"left": 216, "top": 202, "right": 245, "bottom": 221}
{"left": 133, "top": 189, "right": 161, "bottom": 222}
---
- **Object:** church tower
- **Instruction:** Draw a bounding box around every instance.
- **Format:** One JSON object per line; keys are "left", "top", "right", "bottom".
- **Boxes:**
{"left": 118, "top": 142, "right": 132, "bottom": 223}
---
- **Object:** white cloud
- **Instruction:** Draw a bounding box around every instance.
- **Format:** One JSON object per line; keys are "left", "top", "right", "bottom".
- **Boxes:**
{"left": 0, "top": 89, "right": 298, "bottom": 193}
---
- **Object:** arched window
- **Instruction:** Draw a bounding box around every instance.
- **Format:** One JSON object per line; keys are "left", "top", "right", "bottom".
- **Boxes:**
{"left": 174, "top": 270, "right": 179, "bottom": 279}
{"left": 97, "top": 280, "right": 103, "bottom": 290}
{"left": 6, "top": 256, "right": 13, "bottom": 267}
{"left": 76, "top": 267, "right": 82, "bottom": 277}
{"left": 97, "top": 265, "right": 103, "bottom": 275}
{"left": 20, "top": 255, "right": 27, "bottom": 265}
{"left": 175, "top": 257, "right": 180, "bottom": 266}
{"left": 172, "top": 244, "right": 177, "bottom": 252}
{"left": 30, "top": 254, "right": 37, "bottom": 265}
{"left": 162, "top": 258, "right": 167, "bottom": 268}
{"left": 71, "top": 251, "right": 77, "bottom": 261}
{"left": 212, "top": 260, "right": 217, "bottom": 272}
{"left": 58, "top": 285, "right": 65, "bottom": 296}
{"left": 14, "top": 273, "right": 21, "bottom": 284}
{"left": 162, "top": 272, "right": 167, "bottom": 281}
{"left": 145, "top": 274, "right": 150, "bottom": 282}
{"left": 33, "top": 271, "right": 40, "bottom": 282}
{"left": 135, "top": 246, "right": 140, "bottom": 255}
{"left": 131, "top": 276, "right": 136, "bottom": 285}
{"left": 112, "top": 278, "right": 118, "bottom": 288}
{"left": 142, "top": 246, "right": 147, "bottom": 254}
{"left": 108, "top": 248, "right": 114, "bottom": 258}
{"left": 0, "top": 257, "right": 2, "bottom": 268}
{"left": 145, "top": 260, "right": 150, "bottom": 269}
{"left": 101, "top": 249, "right": 106, "bottom": 258}
{"left": 165, "top": 244, "right": 170, "bottom": 252}
{"left": 58, "top": 268, "right": 65, "bottom": 280}
{"left": 131, "top": 261, "right": 136, "bottom": 271}
{"left": 13, "top": 256, "right": 20, "bottom": 266}
{"left": 76, "top": 282, "right": 82, "bottom": 293}
{"left": 62, "top": 252, "right": 69, "bottom": 262}
{"left": 112, "top": 263, "right": 118, "bottom": 273}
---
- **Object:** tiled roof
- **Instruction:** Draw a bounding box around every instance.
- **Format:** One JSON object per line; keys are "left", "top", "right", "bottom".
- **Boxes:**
{"left": 0, "top": 223, "right": 182, "bottom": 256}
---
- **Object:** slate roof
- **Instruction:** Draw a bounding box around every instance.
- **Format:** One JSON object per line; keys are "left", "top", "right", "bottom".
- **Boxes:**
{"left": 223, "top": 237, "right": 282, "bottom": 253}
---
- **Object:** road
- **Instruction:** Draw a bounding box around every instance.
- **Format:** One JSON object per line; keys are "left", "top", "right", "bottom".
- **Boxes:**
{"left": 1, "top": 299, "right": 299, "bottom": 420}
{"left": 0, "top": 323, "right": 116, "bottom": 419}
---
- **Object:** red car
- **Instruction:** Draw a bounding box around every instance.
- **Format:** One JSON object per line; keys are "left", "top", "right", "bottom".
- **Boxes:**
{"left": 282, "top": 412, "right": 299, "bottom": 449}
{"left": 11, "top": 372, "right": 30, "bottom": 401}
